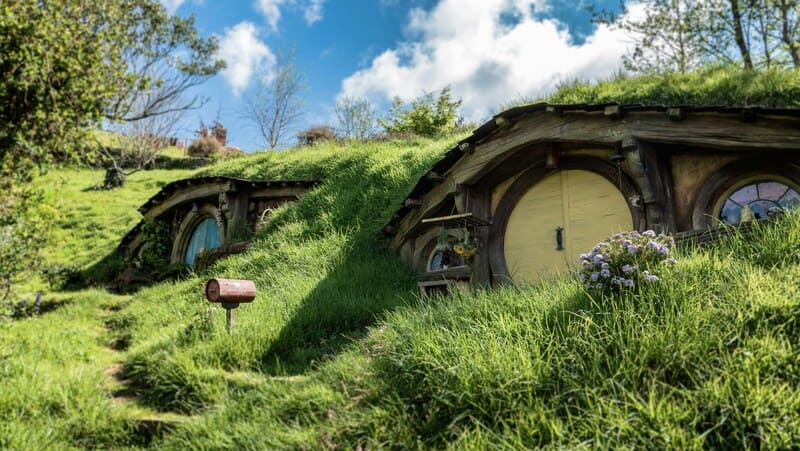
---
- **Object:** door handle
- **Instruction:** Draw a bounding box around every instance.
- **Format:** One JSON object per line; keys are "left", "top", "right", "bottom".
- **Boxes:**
{"left": 555, "top": 226, "right": 564, "bottom": 251}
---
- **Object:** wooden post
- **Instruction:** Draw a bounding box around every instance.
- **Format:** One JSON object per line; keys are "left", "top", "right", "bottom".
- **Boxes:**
{"left": 225, "top": 307, "right": 235, "bottom": 333}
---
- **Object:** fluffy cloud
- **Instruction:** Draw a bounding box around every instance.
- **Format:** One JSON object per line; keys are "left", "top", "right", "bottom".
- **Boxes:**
{"left": 340, "top": 0, "right": 631, "bottom": 121}
{"left": 254, "top": 0, "right": 325, "bottom": 31}
{"left": 254, "top": 0, "right": 287, "bottom": 32}
{"left": 304, "top": 0, "right": 325, "bottom": 25}
{"left": 217, "top": 22, "right": 275, "bottom": 96}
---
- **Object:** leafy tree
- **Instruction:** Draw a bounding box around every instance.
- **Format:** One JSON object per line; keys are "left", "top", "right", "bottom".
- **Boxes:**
{"left": 334, "top": 97, "right": 378, "bottom": 140}
{"left": 378, "top": 87, "right": 462, "bottom": 138}
{"left": 596, "top": 0, "right": 800, "bottom": 72}
{"left": 0, "top": 0, "right": 222, "bottom": 299}
{"left": 244, "top": 49, "right": 306, "bottom": 149}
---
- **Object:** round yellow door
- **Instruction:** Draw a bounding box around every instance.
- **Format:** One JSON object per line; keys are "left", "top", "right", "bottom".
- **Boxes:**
{"left": 504, "top": 170, "right": 633, "bottom": 283}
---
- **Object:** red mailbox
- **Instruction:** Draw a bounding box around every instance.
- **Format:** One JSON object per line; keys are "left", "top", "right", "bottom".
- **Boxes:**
{"left": 205, "top": 278, "right": 256, "bottom": 304}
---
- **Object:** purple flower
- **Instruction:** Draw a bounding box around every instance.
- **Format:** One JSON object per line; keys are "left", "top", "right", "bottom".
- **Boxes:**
{"left": 642, "top": 230, "right": 656, "bottom": 238}
{"left": 623, "top": 278, "right": 634, "bottom": 288}
{"left": 622, "top": 264, "right": 634, "bottom": 273}
{"left": 593, "top": 254, "right": 605, "bottom": 263}
{"left": 600, "top": 268, "right": 611, "bottom": 278}
{"left": 642, "top": 270, "right": 659, "bottom": 283}
{"left": 590, "top": 272, "right": 600, "bottom": 281}
{"left": 627, "top": 244, "right": 639, "bottom": 254}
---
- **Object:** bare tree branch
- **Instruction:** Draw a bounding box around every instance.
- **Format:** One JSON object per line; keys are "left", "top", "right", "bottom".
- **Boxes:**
{"left": 244, "top": 49, "right": 305, "bottom": 149}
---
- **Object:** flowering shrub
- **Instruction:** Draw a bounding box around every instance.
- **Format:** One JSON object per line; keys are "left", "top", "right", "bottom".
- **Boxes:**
{"left": 579, "top": 230, "right": 676, "bottom": 293}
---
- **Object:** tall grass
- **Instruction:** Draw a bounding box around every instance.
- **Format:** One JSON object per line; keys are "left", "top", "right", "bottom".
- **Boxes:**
{"left": 9, "top": 134, "right": 800, "bottom": 448}
{"left": 547, "top": 66, "right": 800, "bottom": 107}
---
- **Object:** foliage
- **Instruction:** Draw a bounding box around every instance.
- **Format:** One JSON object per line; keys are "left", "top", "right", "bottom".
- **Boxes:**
{"left": 42, "top": 263, "right": 85, "bottom": 291}
{"left": 334, "top": 96, "right": 378, "bottom": 140}
{"left": 297, "top": 126, "right": 335, "bottom": 146}
{"left": 0, "top": 186, "right": 57, "bottom": 302}
{"left": 378, "top": 86, "right": 462, "bottom": 137}
{"left": 597, "top": 0, "right": 800, "bottom": 72}
{"left": 139, "top": 219, "right": 173, "bottom": 276}
{"left": 0, "top": 0, "right": 222, "bottom": 178}
{"left": 547, "top": 66, "right": 800, "bottom": 107}
{"left": 187, "top": 136, "right": 223, "bottom": 158}
{"left": 244, "top": 48, "right": 305, "bottom": 149}
{"left": 579, "top": 230, "right": 676, "bottom": 293}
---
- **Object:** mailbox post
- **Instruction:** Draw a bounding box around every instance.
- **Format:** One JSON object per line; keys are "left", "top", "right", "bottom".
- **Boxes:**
{"left": 205, "top": 278, "right": 256, "bottom": 333}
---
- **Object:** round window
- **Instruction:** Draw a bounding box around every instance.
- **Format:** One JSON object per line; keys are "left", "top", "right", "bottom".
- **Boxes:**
{"left": 428, "top": 236, "right": 466, "bottom": 271}
{"left": 718, "top": 181, "right": 800, "bottom": 225}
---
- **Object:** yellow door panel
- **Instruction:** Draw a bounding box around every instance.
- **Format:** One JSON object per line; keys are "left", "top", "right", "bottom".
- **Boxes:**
{"left": 504, "top": 172, "right": 567, "bottom": 282}
{"left": 504, "top": 169, "right": 633, "bottom": 284}
{"left": 566, "top": 170, "right": 633, "bottom": 263}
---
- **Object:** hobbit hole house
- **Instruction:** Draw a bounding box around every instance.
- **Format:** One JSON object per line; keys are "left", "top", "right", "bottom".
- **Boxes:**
{"left": 384, "top": 103, "right": 800, "bottom": 292}
{"left": 119, "top": 176, "right": 319, "bottom": 272}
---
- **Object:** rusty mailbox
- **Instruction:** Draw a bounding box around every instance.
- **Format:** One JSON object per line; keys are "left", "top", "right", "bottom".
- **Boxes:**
{"left": 205, "top": 278, "right": 256, "bottom": 332}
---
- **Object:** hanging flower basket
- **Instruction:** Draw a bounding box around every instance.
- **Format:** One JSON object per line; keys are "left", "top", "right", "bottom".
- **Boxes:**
{"left": 453, "top": 229, "right": 478, "bottom": 259}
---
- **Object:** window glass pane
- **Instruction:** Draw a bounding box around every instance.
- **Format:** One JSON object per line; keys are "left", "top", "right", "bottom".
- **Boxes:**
{"left": 430, "top": 251, "right": 444, "bottom": 271}
{"left": 779, "top": 188, "right": 800, "bottom": 208}
{"left": 720, "top": 199, "right": 742, "bottom": 224}
{"left": 758, "top": 182, "right": 789, "bottom": 202}
{"left": 729, "top": 184, "right": 758, "bottom": 205}
{"left": 748, "top": 199, "right": 780, "bottom": 220}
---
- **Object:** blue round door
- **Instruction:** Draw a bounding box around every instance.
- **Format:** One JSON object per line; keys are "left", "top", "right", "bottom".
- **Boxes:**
{"left": 184, "top": 217, "right": 221, "bottom": 265}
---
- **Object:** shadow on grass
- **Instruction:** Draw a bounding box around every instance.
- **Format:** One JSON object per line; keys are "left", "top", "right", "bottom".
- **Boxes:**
{"left": 252, "top": 151, "right": 440, "bottom": 375}
{"left": 260, "top": 243, "right": 420, "bottom": 374}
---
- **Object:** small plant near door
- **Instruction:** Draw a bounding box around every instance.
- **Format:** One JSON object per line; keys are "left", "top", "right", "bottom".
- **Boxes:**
{"left": 579, "top": 230, "right": 675, "bottom": 293}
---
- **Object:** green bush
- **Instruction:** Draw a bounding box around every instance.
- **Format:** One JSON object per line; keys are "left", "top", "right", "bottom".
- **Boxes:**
{"left": 378, "top": 86, "right": 462, "bottom": 137}
{"left": 187, "top": 136, "right": 222, "bottom": 158}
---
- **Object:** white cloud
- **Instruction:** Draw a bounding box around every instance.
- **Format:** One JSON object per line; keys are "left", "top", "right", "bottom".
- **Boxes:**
{"left": 339, "top": 0, "right": 631, "bottom": 121}
{"left": 160, "top": 0, "right": 185, "bottom": 14}
{"left": 254, "top": 0, "right": 325, "bottom": 31}
{"left": 254, "top": 0, "right": 287, "bottom": 32}
{"left": 217, "top": 22, "right": 275, "bottom": 96}
{"left": 304, "top": 0, "right": 325, "bottom": 25}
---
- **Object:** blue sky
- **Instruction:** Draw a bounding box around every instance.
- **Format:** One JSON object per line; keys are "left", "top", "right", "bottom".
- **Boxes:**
{"left": 160, "top": 0, "right": 628, "bottom": 151}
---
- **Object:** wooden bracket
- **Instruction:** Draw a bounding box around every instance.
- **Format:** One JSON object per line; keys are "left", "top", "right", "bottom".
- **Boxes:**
{"left": 666, "top": 107, "right": 684, "bottom": 121}
{"left": 403, "top": 198, "right": 423, "bottom": 208}
{"left": 604, "top": 105, "right": 623, "bottom": 120}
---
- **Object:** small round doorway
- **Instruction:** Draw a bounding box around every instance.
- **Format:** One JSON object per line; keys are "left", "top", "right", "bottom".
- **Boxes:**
{"left": 184, "top": 217, "right": 222, "bottom": 265}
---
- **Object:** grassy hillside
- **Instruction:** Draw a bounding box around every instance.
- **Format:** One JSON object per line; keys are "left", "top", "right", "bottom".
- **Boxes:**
{"left": 546, "top": 66, "right": 800, "bottom": 107}
{"left": 4, "top": 77, "right": 800, "bottom": 447}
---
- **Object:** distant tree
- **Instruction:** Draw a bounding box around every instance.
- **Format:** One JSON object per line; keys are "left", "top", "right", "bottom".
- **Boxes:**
{"left": 596, "top": 0, "right": 800, "bottom": 71}
{"left": 595, "top": 0, "right": 705, "bottom": 73}
{"left": 297, "top": 126, "right": 335, "bottom": 146}
{"left": 334, "top": 97, "right": 378, "bottom": 140}
{"left": 245, "top": 49, "right": 306, "bottom": 149}
{"left": 378, "top": 87, "right": 462, "bottom": 138}
{"left": 187, "top": 136, "right": 223, "bottom": 158}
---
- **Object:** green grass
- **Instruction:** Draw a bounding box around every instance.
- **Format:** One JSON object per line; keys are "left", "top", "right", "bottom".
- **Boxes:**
{"left": 21, "top": 166, "right": 198, "bottom": 293}
{"left": 0, "top": 290, "right": 137, "bottom": 449}
{"left": 545, "top": 66, "right": 800, "bottom": 107}
{"left": 5, "top": 128, "right": 800, "bottom": 448}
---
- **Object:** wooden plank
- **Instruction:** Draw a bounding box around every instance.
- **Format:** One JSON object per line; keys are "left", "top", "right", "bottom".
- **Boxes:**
{"left": 249, "top": 186, "right": 312, "bottom": 198}
{"left": 629, "top": 113, "right": 800, "bottom": 149}
{"left": 450, "top": 111, "right": 800, "bottom": 189}
{"left": 451, "top": 114, "right": 630, "bottom": 186}
{"left": 391, "top": 180, "right": 460, "bottom": 248}
{"left": 142, "top": 183, "right": 231, "bottom": 219}
{"left": 421, "top": 212, "right": 490, "bottom": 228}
